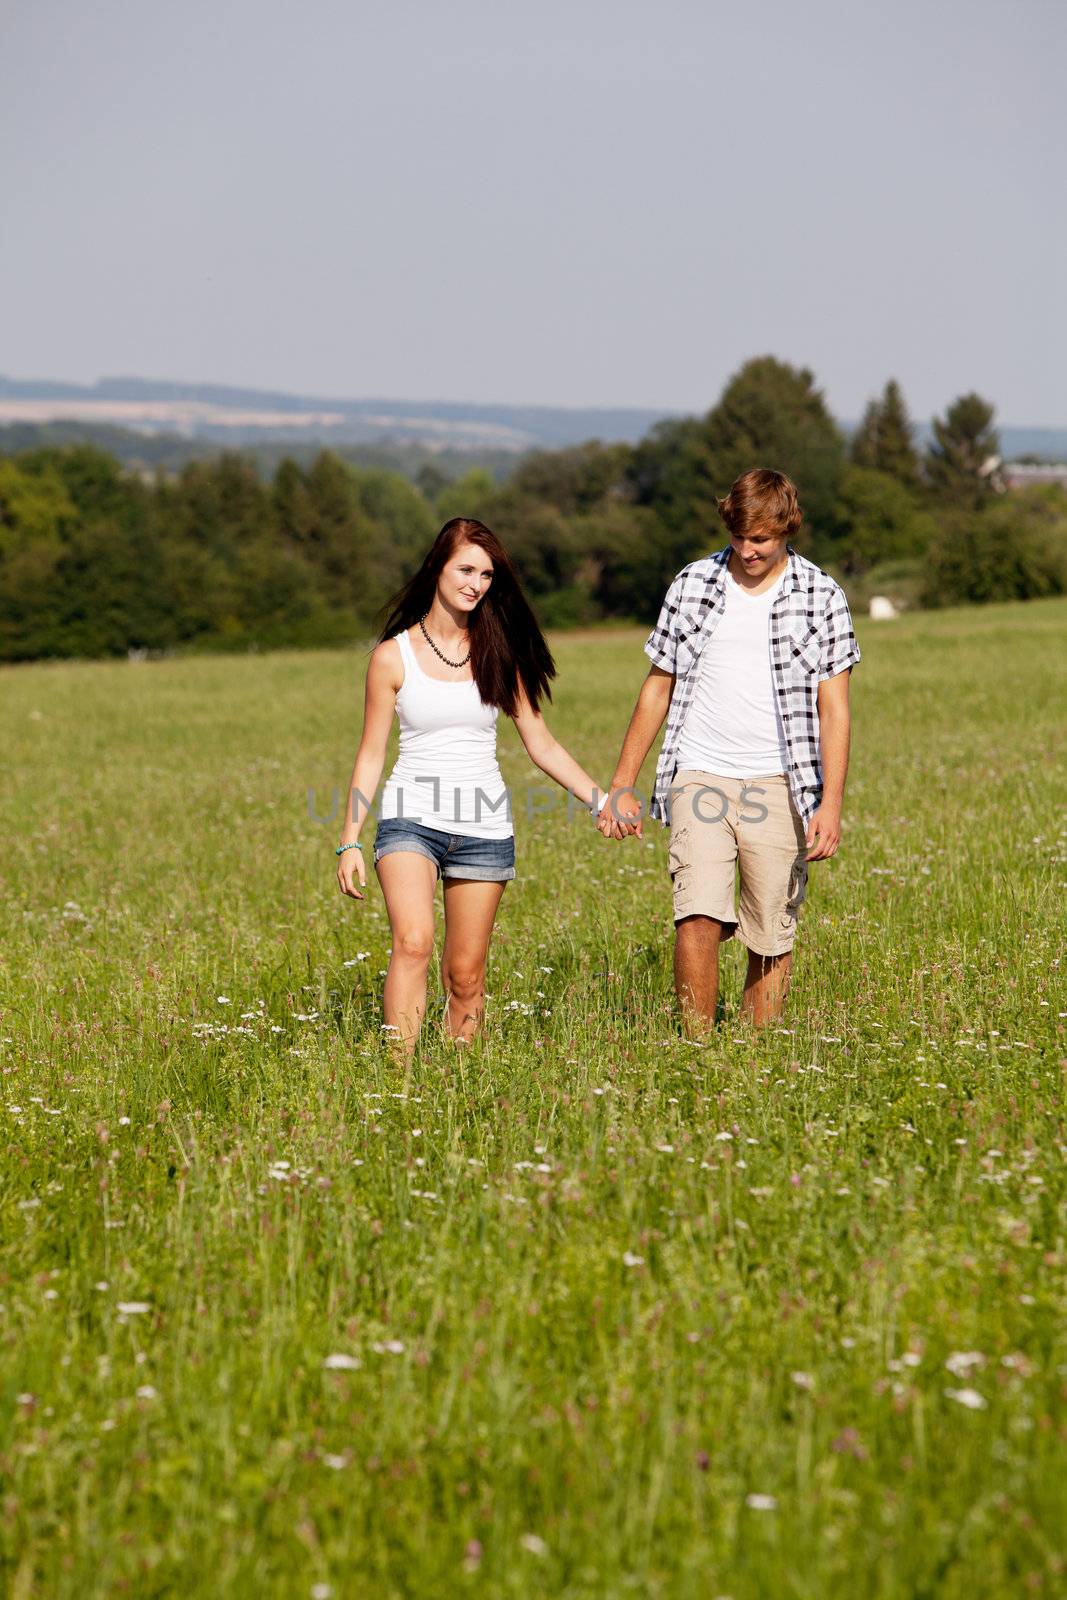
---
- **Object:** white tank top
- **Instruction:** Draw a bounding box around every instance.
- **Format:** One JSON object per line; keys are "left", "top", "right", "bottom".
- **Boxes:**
{"left": 378, "top": 629, "right": 513, "bottom": 838}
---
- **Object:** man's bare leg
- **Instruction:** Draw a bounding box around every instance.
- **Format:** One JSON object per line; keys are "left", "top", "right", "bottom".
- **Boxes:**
{"left": 674, "top": 915, "right": 725, "bottom": 1033}
{"left": 742, "top": 949, "right": 793, "bottom": 1025}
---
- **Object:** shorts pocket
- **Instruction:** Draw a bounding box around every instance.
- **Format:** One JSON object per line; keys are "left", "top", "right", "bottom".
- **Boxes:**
{"left": 786, "top": 854, "right": 809, "bottom": 911}
{"left": 667, "top": 824, "right": 690, "bottom": 878}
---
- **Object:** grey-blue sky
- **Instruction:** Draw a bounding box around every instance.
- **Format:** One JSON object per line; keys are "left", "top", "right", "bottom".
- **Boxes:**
{"left": 2, "top": 0, "right": 1063, "bottom": 423}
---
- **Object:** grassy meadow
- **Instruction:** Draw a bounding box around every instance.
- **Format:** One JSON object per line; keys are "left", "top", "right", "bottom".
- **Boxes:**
{"left": 0, "top": 599, "right": 1064, "bottom": 1598}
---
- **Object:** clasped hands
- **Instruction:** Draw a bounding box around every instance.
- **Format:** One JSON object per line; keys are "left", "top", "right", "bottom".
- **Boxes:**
{"left": 595, "top": 786, "right": 643, "bottom": 842}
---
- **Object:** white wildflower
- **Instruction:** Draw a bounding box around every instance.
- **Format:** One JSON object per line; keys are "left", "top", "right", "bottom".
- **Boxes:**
{"left": 945, "top": 1387, "right": 987, "bottom": 1410}
{"left": 945, "top": 1351, "right": 985, "bottom": 1378}
{"left": 323, "top": 1353, "right": 361, "bottom": 1371}
{"left": 746, "top": 1493, "right": 778, "bottom": 1511}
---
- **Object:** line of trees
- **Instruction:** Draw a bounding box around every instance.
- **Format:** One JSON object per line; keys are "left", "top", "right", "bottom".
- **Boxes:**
{"left": 2, "top": 358, "right": 1065, "bottom": 662}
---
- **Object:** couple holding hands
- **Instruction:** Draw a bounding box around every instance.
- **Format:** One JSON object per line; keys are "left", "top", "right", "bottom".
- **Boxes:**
{"left": 336, "top": 469, "right": 860, "bottom": 1055}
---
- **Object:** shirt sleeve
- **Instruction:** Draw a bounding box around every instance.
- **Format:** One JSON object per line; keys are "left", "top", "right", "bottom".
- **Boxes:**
{"left": 644, "top": 573, "right": 686, "bottom": 673}
{"left": 818, "top": 584, "right": 862, "bottom": 680}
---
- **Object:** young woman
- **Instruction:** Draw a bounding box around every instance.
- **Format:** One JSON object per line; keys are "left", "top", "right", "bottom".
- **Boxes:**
{"left": 335, "top": 517, "right": 609, "bottom": 1053}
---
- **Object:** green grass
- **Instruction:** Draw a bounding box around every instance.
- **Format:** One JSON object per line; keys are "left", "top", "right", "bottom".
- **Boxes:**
{"left": 1, "top": 599, "right": 1064, "bottom": 1598}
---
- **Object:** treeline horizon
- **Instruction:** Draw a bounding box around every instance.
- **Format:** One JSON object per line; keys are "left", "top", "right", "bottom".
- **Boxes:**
{"left": 2, "top": 356, "right": 1066, "bottom": 663}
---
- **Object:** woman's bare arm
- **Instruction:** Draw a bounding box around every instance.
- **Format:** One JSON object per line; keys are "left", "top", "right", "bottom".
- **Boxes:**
{"left": 336, "top": 640, "right": 402, "bottom": 898}
{"left": 511, "top": 688, "right": 607, "bottom": 813}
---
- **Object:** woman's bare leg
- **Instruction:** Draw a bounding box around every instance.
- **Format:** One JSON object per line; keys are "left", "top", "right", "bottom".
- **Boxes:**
{"left": 376, "top": 852, "right": 438, "bottom": 1056}
{"left": 440, "top": 878, "right": 506, "bottom": 1043}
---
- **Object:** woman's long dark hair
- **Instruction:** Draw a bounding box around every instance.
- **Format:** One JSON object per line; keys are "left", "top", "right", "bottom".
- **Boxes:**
{"left": 378, "top": 518, "right": 555, "bottom": 716}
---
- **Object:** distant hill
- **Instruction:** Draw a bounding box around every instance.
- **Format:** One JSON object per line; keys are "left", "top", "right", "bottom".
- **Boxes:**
{"left": 0, "top": 419, "right": 520, "bottom": 484}
{"left": 0, "top": 375, "right": 672, "bottom": 453}
{"left": 1, "top": 374, "right": 1063, "bottom": 462}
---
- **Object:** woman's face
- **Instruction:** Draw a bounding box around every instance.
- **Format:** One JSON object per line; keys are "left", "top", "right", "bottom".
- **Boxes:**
{"left": 437, "top": 540, "right": 494, "bottom": 614}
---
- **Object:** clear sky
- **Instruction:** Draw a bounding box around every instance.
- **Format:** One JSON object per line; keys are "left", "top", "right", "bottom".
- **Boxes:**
{"left": 2, "top": 0, "right": 1063, "bottom": 424}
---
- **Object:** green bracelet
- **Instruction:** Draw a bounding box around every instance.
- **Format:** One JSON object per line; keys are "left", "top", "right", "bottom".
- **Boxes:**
{"left": 335, "top": 841, "right": 364, "bottom": 857}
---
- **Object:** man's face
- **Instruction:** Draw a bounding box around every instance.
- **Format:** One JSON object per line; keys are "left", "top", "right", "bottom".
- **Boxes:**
{"left": 729, "top": 523, "right": 789, "bottom": 579}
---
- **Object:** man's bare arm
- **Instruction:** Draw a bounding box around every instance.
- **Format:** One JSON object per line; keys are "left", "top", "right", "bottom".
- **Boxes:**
{"left": 599, "top": 666, "right": 674, "bottom": 839}
{"left": 806, "top": 669, "right": 851, "bottom": 860}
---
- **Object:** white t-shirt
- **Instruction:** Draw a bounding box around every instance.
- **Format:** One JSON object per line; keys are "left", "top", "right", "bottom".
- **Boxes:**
{"left": 674, "top": 568, "right": 789, "bottom": 778}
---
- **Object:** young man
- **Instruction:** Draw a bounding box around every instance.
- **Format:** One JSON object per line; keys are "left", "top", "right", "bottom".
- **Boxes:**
{"left": 600, "top": 468, "right": 860, "bottom": 1028}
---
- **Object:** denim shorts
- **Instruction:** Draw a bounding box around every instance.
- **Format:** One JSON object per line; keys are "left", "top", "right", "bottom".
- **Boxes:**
{"left": 373, "top": 817, "right": 516, "bottom": 882}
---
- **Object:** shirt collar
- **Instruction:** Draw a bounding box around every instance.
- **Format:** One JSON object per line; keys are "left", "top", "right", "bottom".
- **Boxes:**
{"left": 707, "top": 544, "right": 800, "bottom": 596}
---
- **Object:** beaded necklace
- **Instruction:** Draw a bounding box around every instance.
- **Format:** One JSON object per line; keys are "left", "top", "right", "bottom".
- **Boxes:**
{"left": 418, "top": 615, "right": 471, "bottom": 669}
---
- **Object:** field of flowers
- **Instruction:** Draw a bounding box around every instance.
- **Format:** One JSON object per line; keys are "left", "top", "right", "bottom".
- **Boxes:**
{"left": 1, "top": 599, "right": 1064, "bottom": 1598}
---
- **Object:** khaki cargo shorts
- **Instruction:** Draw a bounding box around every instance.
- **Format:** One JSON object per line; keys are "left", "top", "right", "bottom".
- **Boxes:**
{"left": 668, "top": 770, "right": 809, "bottom": 957}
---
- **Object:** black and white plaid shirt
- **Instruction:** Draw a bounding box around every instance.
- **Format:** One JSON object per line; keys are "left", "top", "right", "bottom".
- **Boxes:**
{"left": 644, "top": 546, "right": 861, "bottom": 825}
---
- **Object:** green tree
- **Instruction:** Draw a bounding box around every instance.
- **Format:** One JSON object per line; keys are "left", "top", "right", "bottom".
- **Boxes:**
{"left": 703, "top": 358, "right": 846, "bottom": 548}
{"left": 923, "top": 485, "right": 1067, "bottom": 606}
{"left": 232, "top": 537, "right": 322, "bottom": 639}
{"left": 347, "top": 466, "right": 435, "bottom": 557}
{"left": 850, "top": 379, "right": 921, "bottom": 487}
{"left": 346, "top": 465, "right": 437, "bottom": 616}
{"left": 171, "top": 454, "right": 268, "bottom": 558}
{"left": 628, "top": 416, "right": 721, "bottom": 577}
{"left": 0, "top": 458, "right": 75, "bottom": 551}
{"left": 0, "top": 537, "right": 69, "bottom": 659}
{"left": 434, "top": 468, "right": 497, "bottom": 525}
{"left": 483, "top": 495, "right": 583, "bottom": 605}
{"left": 0, "top": 451, "right": 168, "bottom": 660}
{"left": 13, "top": 444, "right": 137, "bottom": 527}
{"left": 155, "top": 536, "right": 238, "bottom": 643}
{"left": 280, "top": 453, "right": 375, "bottom": 614}
{"left": 414, "top": 461, "right": 451, "bottom": 504}
{"left": 510, "top": 443, "right": 632, "bottom": 516}
{"left": 629, "top": 358, "right": 847, "bottom": 561}
{"left": 0, "top": 458, "right": 74, "bottom": 658}
{"left": 831, "top": 466, "right": 936, "bottom": 575}
{"left": 574, "top": 502, "right": 670, "bottom": 620}
{"left": 926, "top": 393, "right": 1001, "bottom": 506}
{"left": 271, "top": 457, "right": 319, "bottom": 550}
